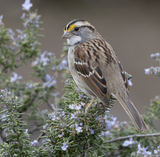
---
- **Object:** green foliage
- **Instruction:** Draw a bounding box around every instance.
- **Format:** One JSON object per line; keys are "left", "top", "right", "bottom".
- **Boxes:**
{"left": 0, "top": 89, "right": 35, "bottom": 157}
{"left": 39, "top": 76, "right": 114, "bottom": 157}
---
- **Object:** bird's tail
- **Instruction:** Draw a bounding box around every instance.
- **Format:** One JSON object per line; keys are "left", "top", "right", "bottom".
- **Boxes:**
{"left": 116, "top": 95, "right": 147, "bottom": 132}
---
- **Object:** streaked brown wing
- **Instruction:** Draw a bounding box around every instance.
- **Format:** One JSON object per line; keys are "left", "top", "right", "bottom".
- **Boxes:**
{"left": 74, "top": 40, "right": 113, "bottom": 105}
{"left": 74, "top": 57, "right": 109, "bottom": 105}
{"left": 75, "top": 57, "right": 106, "bottom": 94}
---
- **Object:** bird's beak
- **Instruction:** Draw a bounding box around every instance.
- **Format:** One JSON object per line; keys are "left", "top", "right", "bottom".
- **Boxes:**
{"left": 62, "top": 31, "right": 72, "bottom": 38}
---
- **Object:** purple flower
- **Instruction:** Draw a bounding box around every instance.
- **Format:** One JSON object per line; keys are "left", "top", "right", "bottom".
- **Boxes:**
{"left": 0, "top": 15, "right": 3, "bottom": 26}
{"left": 26, "top": 83, "right": 33, "bottom": 88}
{"left": 10, "top": 72, "right": 23, "bottom": 82}
{"left": 40, "top": 51, "right": 50, "bottom": 66}
{"left": 32, "top": 51, "right": 50, "bottom": 66}
{"left": 144, "top": 68, "right": 150, "bottom": 75}
{"left": 21, "top": 13, "right": 26, "bottom": 19}
{"left": 105, "top": 125, "right": 111, "bottom": 130}
{"left": 32, "top": 140, "right": 38, "bottom": 146}
{"left": 22, "top": 0, "right": 33, "bottom": 10}
{"left": 43, "top": 124, "right": 48, "bottom": 130}
{"left": 59, "top": 59, "right": 67, "bottom": 70}
{"left": 150, "top": 52, "right": 160, "bottom": 59}
{"left": 16, "top": 29, "right": 22, "bottom": 34}
{"left": 104, "top": 115, "right": 108, "bottom": 123}
{"left": 101, "top": 131, "right": 110, "bottom": 137}
{"left": 69, "top": 104, "right": 81, "bottom": 110}
{"left": 8, "top": 29, "right": 15, "bottom": 36}
{"left": 96, "top": 116, "right": 101, "bottom": 121}
{"left": 50, "top": 112, "right": 56, "bottom": 121}
{"left": 58, "top": 132, "right": 64, "bottom": 138}
{"left": 42, "top": 138, "right": 51, "bottom": 144}
{"left": 153, "top": 66, "right": 159, "bottom": 75}
{"left": 143, "top": 147, "right": 152, "bottom": 156}
{"left": 61, "top": 111, "right": 65, "bottom": 116}
{"left": 136, "top": 143, "right": 152, "bottom": 156}
{"left": 75, "top": 104, "right": 81, "bottom": 110}
{"left": 123, "top": 137, "right": 135, "bottom": 147}
{"left": 155, "top": 52, "right": 160, "bottom": 57}
{"left": 76, "top": 127, "right": 82, "bottom": 133}
{"left": 43, "top": 74, "right": 57, "bottom": 88}
{"left": 8, "top": 29, "right": 15, "bottom": 41}
{"left": 123, "top": 121, "right": 128, "bottom": 126}
{"left": 52, "top": 66, "right": 56, "bottom": 71}
{"left": 105, "top": 110, "right": 110, "bottom": 113}
{"left": 70, "top": 113, "right": 76, "bottom": 119}
{"left": 79, "top": 122, "right": 83, "bottom": 126}
{"left": 75, "top": 124, "right": 83, "bottom": 133}
{"left": 69, "top": 104, "right": 75, "bottom": 109}
{"left": 137, "top": 143, "right": 142, "bottom": 154}
{"left": 90, "top": 129, "right": 94, "bottom": 134}
{"left": 79, "top": 93, "right": 84, "bottom": 99}
{"left": 1, "top": 114, "right": 8, "bottom": 122}
{"left": 104, "top": 116, "right": 117, "bottom": 130}
{"left": 150, "top": 54, "right": 155, "bottom": 58}
{"left": 81, "top": 102, "right": 85, "bottom": 106}
{"left": 24, "top": 129, "right": 28, "bottom": 133}
{"left": 31, "top": 59, "right": 38, "bottom": 66}
{"left": 61, "top": 142, "right": 68, "bottom": 151}
{"left": 154, "top": 150, "right": 158, "bottom": 154}
{"left": 110, "top": 116, "right": 117, "bottom": 126}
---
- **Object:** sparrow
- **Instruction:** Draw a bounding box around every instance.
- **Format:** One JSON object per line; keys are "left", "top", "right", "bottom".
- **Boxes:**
{"left": 62, "top": 19, "right": 147, "bottom": 132}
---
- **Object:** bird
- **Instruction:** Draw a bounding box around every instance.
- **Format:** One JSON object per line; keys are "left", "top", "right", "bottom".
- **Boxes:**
{"left": 62, "top": 19, "right": 147, "bottom": 132}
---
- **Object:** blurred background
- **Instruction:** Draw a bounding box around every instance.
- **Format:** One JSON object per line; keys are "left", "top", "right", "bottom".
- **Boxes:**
{"left": 0, "top": 0, "right": 160, "bottom": 126}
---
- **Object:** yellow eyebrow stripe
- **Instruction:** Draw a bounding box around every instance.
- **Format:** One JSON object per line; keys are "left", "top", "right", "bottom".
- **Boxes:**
{"left": 67, "top": 24, "right": 76, "bottom": 32}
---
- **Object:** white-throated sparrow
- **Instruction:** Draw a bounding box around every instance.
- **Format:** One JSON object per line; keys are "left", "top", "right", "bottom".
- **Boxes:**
{"left": 62, "top": 19, "right": 147, "bottom": 132}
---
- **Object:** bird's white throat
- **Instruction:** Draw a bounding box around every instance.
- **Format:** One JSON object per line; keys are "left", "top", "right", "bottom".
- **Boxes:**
{"left": 67, "top": 36, "right": 82, "bottom": 46}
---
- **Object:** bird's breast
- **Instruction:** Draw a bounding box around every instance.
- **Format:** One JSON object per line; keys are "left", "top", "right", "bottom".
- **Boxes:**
{"left": 68, "top": 46, "right": 95, "bottom": 98}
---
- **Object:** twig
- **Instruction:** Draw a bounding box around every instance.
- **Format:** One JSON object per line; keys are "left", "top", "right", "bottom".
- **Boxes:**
{"left": 37, "top": 132, "right": 45, "bottom": 142}
{"left": 29, "top": 126, "right": 39, "bottom": 134}
{"left": 22, "top": 93, "right": 38, "bottom": 112}
{"left": 44, "top": 98, "right": 53, "bottom": 109}
{"left": 16, "top": 55, "right": 26, "bottom": 62}
{"left": 43, "top": 71, "right": 58, "bottom": 88}
{"left": 104, "top": 132, "right": 160, "bottom": 144}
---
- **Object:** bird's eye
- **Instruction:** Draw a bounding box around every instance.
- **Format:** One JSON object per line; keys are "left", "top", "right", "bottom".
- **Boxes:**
{"left": 74, "top": 27, "right": 79, "bottom": 32}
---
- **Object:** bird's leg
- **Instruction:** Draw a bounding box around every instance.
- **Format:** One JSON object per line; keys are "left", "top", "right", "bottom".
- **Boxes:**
{"left": 102, "top": 102, "right": 106, "bottom": 112}
{"left": 85, "top": 98, "right": 94, "bottom": 112}
{"left": 87, "top": 98, "right": 95, "bottom": 108}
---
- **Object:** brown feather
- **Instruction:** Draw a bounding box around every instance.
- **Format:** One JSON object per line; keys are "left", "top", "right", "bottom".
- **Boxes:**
{"left": 116, "top": 94, "right": 147, "bottom": 132}
{"left": 74, "top": 42, "right": 110, "bottom": 105}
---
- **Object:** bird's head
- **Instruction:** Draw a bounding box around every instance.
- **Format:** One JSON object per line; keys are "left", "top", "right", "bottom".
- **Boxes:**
{"left": 62, "top": 19, "right": 96, "bottom": 46}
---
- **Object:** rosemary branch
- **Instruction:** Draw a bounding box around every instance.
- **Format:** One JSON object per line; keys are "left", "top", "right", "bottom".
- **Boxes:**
{"left": 104, "top": 132, "right": 160, "bottom": 143}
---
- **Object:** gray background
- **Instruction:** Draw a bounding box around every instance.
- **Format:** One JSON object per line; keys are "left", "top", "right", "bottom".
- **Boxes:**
{"left": 0, "top": 0, "right": 160, "bottom": 127}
